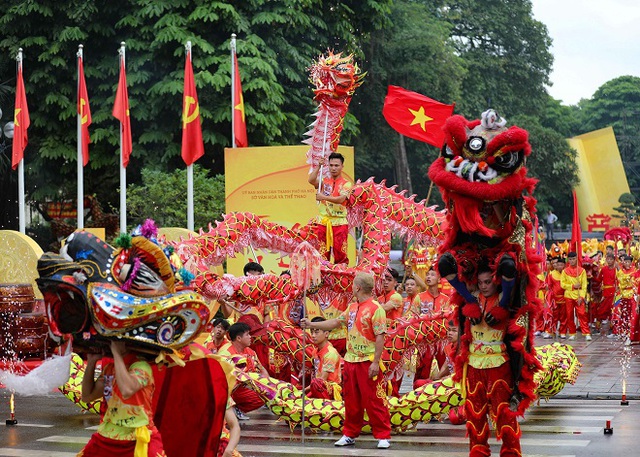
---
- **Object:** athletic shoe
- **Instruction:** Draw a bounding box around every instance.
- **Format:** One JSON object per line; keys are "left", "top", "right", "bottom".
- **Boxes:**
{"left": 234, "top": 407, "right": 250, "bottom": 421}
{"left": 559, "top": 334, "right": 566, "bottom": 339}
{"left": 602, "top": 320, "right": 609, "bottom": 325}
{"left": 585, "top": 335, "right": 592, "bottom": 341}
{"left": 542, "top": 332, "right": 552, "bottom": 339}
{"left": 625, "top": 338, "right": 632, "bottom": 346}
{"left": 335, "top": 436, "right": 356, "bottom": 447}
{"left": 568, "top": 335, "right": 576, "bottom": 341}
{"left": 377, "top": 439, "right": 391, "bottom": 449}
{"left": 534, "top": 331, "right": 542, "bottom": 336}
{"left": 606, "top": 334, "right": 618, "bottom": 339}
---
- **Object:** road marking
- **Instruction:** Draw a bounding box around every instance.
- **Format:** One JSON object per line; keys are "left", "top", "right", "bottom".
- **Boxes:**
{"left": 237, "top": 444, "right": 576, "bottom": 457}
{"left": 8, "top": 423, "right": 54, "bottom": 428}
{"left": 416, "top": 422, "right": 602, "bottom": 433}
{"left": 524, "top": 414, "right": 614, "bottom": 421}
{"left": 0, "top": 449, "right": 77, "bottom": 457}
{"left": 36, "top": 435, "right": 89, "bottom": 445}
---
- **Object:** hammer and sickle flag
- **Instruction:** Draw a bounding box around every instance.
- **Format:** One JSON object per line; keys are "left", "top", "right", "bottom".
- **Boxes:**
{"left": 382, "top": 85, "right": 454, "bottom": 148}
{"left": 78, "top": 54, "right": 92, "bottom": 166}
{"left": 181, "top": 48, "right": 204, "bottom": 166}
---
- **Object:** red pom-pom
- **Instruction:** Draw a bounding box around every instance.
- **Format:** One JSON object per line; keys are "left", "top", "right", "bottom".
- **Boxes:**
{"left": 462, "top": 303, "right": 482, "bottom": 319}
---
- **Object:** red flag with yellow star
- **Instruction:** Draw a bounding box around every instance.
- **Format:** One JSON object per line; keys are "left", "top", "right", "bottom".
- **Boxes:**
{"left": 382, "top": 85, "right": 454, "bottom": 147}
{"left": 232, "top": 51, "right": 247, "bottom": 147}
{"left": 12, "top": 63, "right": 30, "bottom": 170}
{"left": 181, "top": 47, "right": 204, "bottom": 165}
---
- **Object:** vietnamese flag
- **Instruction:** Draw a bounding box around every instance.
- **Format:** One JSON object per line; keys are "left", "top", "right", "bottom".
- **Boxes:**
{"left": 112, "top": 56, "right": 132, "bottom": 167}
{"left": 78, "top": 54, "right": 92, "bottom": 166}
{"left": 382, "top": 85, "right": 454, "bottom": 147}
{"left": 232, "top": 51, "right": 248, "bottom": 148}
{"left": 181, "top": 48, "right": 204, "bottom": 165}
{"left": 571, "top": 190, "right": 582, "bottom": 265}
{"left": 12, "top": 63, "right": 30, "bottom": 170}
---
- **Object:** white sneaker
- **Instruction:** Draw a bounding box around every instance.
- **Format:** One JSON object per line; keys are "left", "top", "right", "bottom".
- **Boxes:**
{"left": 602, "top": 320, "right": 609, "bottom": 325}
{"left": 542, "top": 332, "right": 552, "bottom": 339}
{"left": 335, "top": 436, "right": 356, "bottom": 447}
{"left": 234, "top": 407, "right": 250, "bottom": 421}
{"left": 534, "top": 331, "right": 542, "bottom": 336}
{"left": 568, "top": 335, "right": 576, "bottom": 341}
{"left": 559, "top": 334, "right": 566, "bottom": 339}
{"left": 606, "top": 334, "right": 618, "bottom": 339}
{"left": 585, "top": 335, "right": 592, "bottom": 341}
{"left": 377, "top": 439, "right": 391, "bottom": 449}
{"left": 625, "top": 338, "right": 632, "bottom": 346}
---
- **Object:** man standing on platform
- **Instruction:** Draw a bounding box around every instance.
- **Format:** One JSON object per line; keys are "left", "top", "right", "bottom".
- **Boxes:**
{"left": 308, "top": 152, "right": 353, "bottom": 264}
{"left": 301, "top": 272, "right": 391, "bottom": 449}
{"left": 545, "top": 210, "right": 558, "bottom": 241}
{"left": 561, "top": 252, "right": 591, "bottom": 341}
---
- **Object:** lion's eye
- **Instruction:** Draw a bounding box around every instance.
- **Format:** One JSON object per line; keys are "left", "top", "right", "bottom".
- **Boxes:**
{"left": 465, "top": 136, "right": 485, "bottom": 155}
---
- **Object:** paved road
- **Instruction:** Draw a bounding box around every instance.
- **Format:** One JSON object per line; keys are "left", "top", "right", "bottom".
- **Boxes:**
{"left": 0, "top": 335, "right": 638, "bottom": 456}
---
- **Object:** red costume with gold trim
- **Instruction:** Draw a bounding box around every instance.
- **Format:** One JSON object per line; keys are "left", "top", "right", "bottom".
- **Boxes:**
{"left": 429, "top": 110, "right": 542, "bottom": 457}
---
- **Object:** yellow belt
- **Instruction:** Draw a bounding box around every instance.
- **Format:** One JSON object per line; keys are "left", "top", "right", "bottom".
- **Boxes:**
{"left": 134, "top": 426, "right": 150, "bottom": 457}
{"left": 321, "top": 217, "right": 334, "bottom": 251}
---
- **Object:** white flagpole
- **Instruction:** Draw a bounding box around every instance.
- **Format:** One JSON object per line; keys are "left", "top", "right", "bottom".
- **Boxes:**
{"left": 77, "top": 44, "right": 84, "bottom": 230}
{"left": 119, "top": 42, "right": 127, "bottom": 234}
{"left": 16, "top": 49, "right": 25, "bottom": 234}
{"left": 231, "top": 33, "right": 236, "bottom": 149}
{"left": 186, "top": 41, "right": 195, "bottom": 232}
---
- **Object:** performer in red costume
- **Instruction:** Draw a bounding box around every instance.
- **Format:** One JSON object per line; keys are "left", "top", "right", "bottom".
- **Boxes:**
{"left": 546, "top": 257, "right": 567, "bottom": 338}
{"left": 378, "top": 267, "right": 404, "bottom": 325}
{"left": 79, "top": 341, "right": 166, "bottom": 457}
{"left": 560, "top": 252, "right": 590, "bottom": 341}
{"left": 308, "top": 152, "right": 353, "bottom": 264}
{"left": 597, "top": 253, "right": 617, "bottom": 328}
{"left": 301, "top": 272, "right": 391, "bottom": 449}
{"left": 411, "top": 267, "right": 452, "bottom": 388}
{"left": 440, "top": 255, "right": 522, "bottom": 457}
{"left": 218, "top": 322, "right": 269, "bottom": 418}
{"left": 307, "top": 316, "right": 343, "bottom": 400}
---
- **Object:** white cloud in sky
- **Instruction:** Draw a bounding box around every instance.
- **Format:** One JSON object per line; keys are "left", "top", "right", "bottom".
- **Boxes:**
{"left": 531, "top": 0, "right": 640, "bottom": 105}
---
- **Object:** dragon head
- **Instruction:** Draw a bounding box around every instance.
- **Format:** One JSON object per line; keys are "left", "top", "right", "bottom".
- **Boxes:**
{"left": 308, "top": 51, "right": 365, "bottom": 99}
{"left": 428, "top": 109, "right": 534, "bottom": 202}
{"left": 36, "top": 230, "right": 210, "bottom": 353}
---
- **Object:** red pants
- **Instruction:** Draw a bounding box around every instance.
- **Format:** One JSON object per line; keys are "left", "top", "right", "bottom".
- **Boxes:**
{"left": 313, "top": 223, "right": 349, "bottom": 264}
{"left": 596, "top": 293, "right": 614, "bottom": 321}
{"left": 565, "top": 298, "right": 590, "bottom": 335}
{"left": 465, "top": 363, "right": 521, "bottom": 457}
{"left": 414, "top": 346, "right": 446, "bottom": 389}
{"left": 250, "top": 341, "right": 272, "bottom": 375}
{"left": 329, "top": 338, "right": 347, "bottom": 357}
{"left": 552, "top": 298, "right": 567, "bottom": 335}
{"left": 342, "top": 361, "right": 391, "bottom": 439}
{"left": 231, "top": 385, "right": 264, "bottom": 413}
{"left": 78, "top": 430, "right": 166, "bottom": 457}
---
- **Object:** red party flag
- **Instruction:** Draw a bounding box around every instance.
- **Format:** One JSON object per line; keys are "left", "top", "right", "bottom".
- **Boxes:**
{"left": 181, "top": 48, "right": 204, "bottom": 165}
{"left": 382, "top": 85, "right": 454, "bottom": 147}
{"left": 112, "top": 56, "right": 132, "bottom": 167}
{"left": 78, "top": 54, "right": 92, "bottom": 166}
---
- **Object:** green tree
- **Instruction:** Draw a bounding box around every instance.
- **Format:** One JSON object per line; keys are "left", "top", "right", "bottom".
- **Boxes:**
{"left": 577, "top": 76, "right": 640, "bottom": 191}
{"left": 352, "top": 0, "right": 464, "bottom": 198}
{"left": 127, "top": 165, "right": 224, "bottom": 230}
{"left": 612, "top": 192, "right": 638, "bottom": 227}
{"left": 511, "top": 114, "right": 579, "bottom": 223}
{"left": 442, "top": 0, "right": 553, "bottom": 118}
{"left": 0, "top": 0, "right": 391, "bottom": 230}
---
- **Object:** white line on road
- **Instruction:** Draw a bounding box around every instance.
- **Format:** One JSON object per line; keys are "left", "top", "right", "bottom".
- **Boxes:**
{"left": 0, "top": 449, "right": 77, "bottom": 457}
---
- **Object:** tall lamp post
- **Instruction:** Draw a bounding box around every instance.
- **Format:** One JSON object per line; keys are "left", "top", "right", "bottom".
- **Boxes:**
{"left": 0, "top": 108, "right": 15, "bottom": 152}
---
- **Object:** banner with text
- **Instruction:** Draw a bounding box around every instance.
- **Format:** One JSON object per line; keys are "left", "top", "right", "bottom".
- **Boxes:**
{"left": 224, "top": 145, "right": 355, "bottom": 276}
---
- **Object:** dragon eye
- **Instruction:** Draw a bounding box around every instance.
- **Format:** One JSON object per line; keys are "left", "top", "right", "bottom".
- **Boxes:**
{"left": 491, "top": 150, "right": 524, "bottom": 172}
{"left": 465, "top": 136, "right": 486, "bottom": 155}
{"left": 441, "top": 144, "right": 455, "bottom": 159}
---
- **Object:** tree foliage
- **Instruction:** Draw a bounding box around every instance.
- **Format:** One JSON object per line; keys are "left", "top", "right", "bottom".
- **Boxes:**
{"left": 127, "top": 165, "right": 224, "bottom": 230}
{"left": 0, "top": 0, "right": 391, "bottom": 229}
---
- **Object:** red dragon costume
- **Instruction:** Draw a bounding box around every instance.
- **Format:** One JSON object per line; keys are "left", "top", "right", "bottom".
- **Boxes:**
{"left": 429, "top": 109, "right": 542, "bottom": 457}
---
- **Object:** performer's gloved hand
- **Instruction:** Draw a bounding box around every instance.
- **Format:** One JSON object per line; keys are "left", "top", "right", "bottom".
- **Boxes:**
{"left": 497, "top": 253, "right": 516, "bottom": 279}
{"left": 438, "top": 252, "right": 458, "bottom": 279}
{"left": 484, "top": 312, "right": 500, "bottom": 326}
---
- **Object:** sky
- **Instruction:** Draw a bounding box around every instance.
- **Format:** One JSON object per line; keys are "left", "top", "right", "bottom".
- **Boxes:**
{"left": 531, "top": 0, "right": 640, "bottom": 105}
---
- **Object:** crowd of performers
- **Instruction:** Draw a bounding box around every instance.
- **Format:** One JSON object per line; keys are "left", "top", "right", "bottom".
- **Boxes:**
{"left": 538, "top": 242, "right": 640, "bottom": 345}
